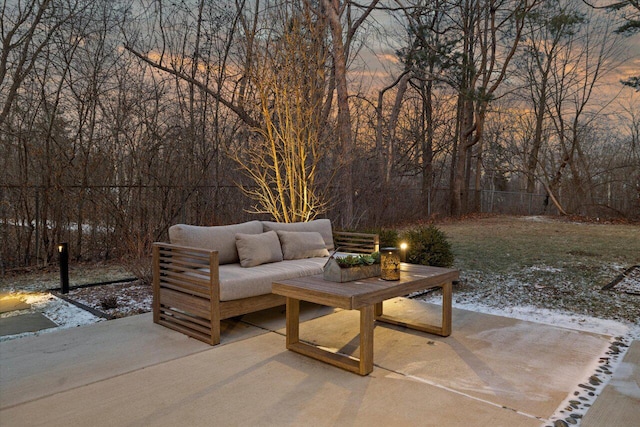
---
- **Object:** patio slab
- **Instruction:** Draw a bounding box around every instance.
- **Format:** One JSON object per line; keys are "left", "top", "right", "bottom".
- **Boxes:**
{"left": 0, "top": 313, "right": 257, "bottom": 408}
{"left": 0, "top": 293, "right": 31, "bottom": 314}
{"left": 0, "top": 332, "right": 541, "bottom": 427}
{"left": 0, "top": 313, "right": 58, "bottom": 336}
{"left": 0, "top": 302, "right": 336, "bottom": 410}
{"left": 0, "top": 298, "right": 619, "bottom": 426}
{"left": 277, "top": 298, "right": 612, "bottom": 421}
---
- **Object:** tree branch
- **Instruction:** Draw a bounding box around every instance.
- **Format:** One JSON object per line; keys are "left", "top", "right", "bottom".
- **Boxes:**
{"left": 123, "top": 44, "right": 260, "bottom": 129}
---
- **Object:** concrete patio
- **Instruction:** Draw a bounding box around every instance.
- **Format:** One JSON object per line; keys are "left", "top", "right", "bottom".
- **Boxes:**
{"left": 1, "top": 298, "right": 638, "bottom": 426}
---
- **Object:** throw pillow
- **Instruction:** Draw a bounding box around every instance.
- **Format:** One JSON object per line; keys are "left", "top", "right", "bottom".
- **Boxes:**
{"left": 235, "top": 231, "right": 283, "bottom": 267}
{"left": 277, "top": 230, "right": 330, "bottom": 260}
{"left": 261, "top": 219, "right": 334, "bottom": 250}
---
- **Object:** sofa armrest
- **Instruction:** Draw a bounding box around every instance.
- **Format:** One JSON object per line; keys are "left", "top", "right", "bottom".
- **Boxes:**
{"left": 152, "top": 242, "right": 221, "bottom": 345}
{"left": 332, "top": 231, "right": 379, "bottom": 254}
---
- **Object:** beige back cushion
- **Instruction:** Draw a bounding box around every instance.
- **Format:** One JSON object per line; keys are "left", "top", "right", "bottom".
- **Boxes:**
{"left": 168, "top": 220, "right": 263, "bottom": 264}
{"left": 277, "top": 231, "right": 330, "bottom": 260}
{"left": 261, "top": 219, "right": 334, "bottom": 250}
{"left": 235, "top": 231, "right": 283, "bottom": 267}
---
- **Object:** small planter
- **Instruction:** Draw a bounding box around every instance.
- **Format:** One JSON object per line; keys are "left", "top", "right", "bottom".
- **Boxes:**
{"left": 323, "top": 258, "right": 381, "bottom": 282}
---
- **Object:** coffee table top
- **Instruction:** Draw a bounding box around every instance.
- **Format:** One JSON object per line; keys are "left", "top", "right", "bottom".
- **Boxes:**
{"left": 272, "top": 263, "right": 458, "bottom": 310}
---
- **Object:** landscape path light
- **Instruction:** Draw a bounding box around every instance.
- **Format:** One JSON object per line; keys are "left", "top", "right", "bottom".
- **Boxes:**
{"left": 400, "top": 242, "right": 408, "bottom": 263}
{"left": 58, "top": 243, "right": 69, "bottom": 294}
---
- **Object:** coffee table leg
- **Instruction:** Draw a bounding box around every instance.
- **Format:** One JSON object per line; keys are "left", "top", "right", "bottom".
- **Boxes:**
{"left": 359, "top": 305, "right": 374, "bottom": 375}
{"left": 283, "top": 300, "right": 375, "bottom": 375}
{"left": 286, "top": 297, "right": 300, "bottom": 348}
{"left": 374, "top": 302, "right": 383, "bottom": 317}
{"left": 375, "top": 281, "right": 453, "bottom": 337}
{"left": 441, "top": 281, "right": 452, "bottom": 336}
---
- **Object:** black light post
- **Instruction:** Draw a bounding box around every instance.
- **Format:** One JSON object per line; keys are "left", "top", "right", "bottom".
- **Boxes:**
{"left": 58, "top": 243, "right": 69, "bottom": 294}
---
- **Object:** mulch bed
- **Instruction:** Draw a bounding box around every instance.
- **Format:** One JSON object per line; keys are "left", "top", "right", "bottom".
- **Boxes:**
{"left": 58, "top": 281, "right": 153, "bottom": 319}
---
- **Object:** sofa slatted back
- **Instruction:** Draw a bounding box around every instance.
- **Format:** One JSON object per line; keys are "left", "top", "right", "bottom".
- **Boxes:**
{"left": 333, "top": 231, "right": 380, "bottom": 254}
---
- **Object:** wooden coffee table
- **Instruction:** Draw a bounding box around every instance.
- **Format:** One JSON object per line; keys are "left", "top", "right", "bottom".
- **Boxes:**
{"left": 272, "top": 263, "right": 459, "bottom": 375}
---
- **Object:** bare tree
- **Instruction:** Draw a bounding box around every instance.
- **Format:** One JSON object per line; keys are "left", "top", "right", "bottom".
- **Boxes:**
{"left": 315, "top": 0, "right": 380, "bottom": 226}
{"left": 520, "top": 0, "right": 586, "bottom": 194}
{"left": 449, "top": 0, "right": 540, "bottom": 216}
{"left": 541, "top": 10, "right": 621, "bottom": 214}
{"left": 583, "top": 0, "right": 640, "bottom": 90}
{"left": 230, "top": 4, "right": 330, "bottom": 222}
{"left": 395, "top": 0, "right": 461, "bottom": 213}
{"left": 0, "top": 0, "right": 86, "bottom": 127}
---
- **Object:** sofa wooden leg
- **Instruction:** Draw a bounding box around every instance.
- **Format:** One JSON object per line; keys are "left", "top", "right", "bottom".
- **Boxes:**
{"left": 211, "top": 321, "right": 221, "bottom": 345}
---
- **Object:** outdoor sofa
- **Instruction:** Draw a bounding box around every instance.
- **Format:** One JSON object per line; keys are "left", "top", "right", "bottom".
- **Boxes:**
{"left": 152, "top": 219, "right": 379, "bottom": 345}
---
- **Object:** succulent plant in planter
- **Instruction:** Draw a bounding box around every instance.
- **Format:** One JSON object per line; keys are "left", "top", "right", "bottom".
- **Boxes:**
{"left": 323, "top": 252, "right": 381, "bottom": 282}
{"left": 334, "top": 252, "right": 380, "bottom": 268}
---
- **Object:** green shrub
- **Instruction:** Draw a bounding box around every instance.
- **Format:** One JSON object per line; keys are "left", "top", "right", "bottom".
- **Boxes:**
{"left": 401, "top": 225, "right": 454, "bottom": 267}
{"left": 377, "top": 228, "right": 399, "bottom": 248}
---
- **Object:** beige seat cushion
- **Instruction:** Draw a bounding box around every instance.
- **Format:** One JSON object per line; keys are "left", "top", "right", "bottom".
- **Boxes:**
{"left": 277, "top": 230, "right": 330, "bottom": 260}
{"left": 235, "top": 231, "right": 283, "bottom": 267}
{"left": 215, "top": 258, "right": 327, "bottom": 301}
{"left": 261, "top": 219, "right": 334, "bottom": 250}
{"left": 168, "top": 221, "right": 263, "bottom": 264}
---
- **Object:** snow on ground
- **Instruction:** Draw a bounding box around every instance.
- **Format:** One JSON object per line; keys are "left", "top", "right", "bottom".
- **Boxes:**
{"left": 64, "top": 281, "right": 152, "bottom": 318}
{"left": 525, "top": 265, "right": 563, "bottom": 273}
{"left": 1, "top": 280, "right": 152, "bottom": 342}
{"left": 0, "top": 292, "right": 104, "bottom": 342}
{"left": 24, "top": 293, "right": 104, "bottom": 327}
{"left": 419, "top": 294, "right": 640, "bottom": 340}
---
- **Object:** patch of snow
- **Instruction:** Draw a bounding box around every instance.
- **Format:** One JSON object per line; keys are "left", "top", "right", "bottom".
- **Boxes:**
{"left": 526, "top": 265, "right": 563, "bottom": 273}
{"left": 419, "top": 294, "right": 639, "bottom": 339}
{"left": 521, "top": 215, "right": 552, "bottom": 223}
{"left": 0, "top": 293, "right": 103, "bottom": 342}
{"left": 3, "top": 218, "right": 114, "bottom": 233}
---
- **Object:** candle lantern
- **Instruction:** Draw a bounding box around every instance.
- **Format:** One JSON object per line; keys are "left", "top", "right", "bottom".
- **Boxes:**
{"left": 380, "top": 247, "right": 401, "bottom": 281}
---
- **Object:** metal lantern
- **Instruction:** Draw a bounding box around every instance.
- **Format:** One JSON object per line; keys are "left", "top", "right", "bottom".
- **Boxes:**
{"left": 380, "top": 247, "right": 401, "bottom": 281}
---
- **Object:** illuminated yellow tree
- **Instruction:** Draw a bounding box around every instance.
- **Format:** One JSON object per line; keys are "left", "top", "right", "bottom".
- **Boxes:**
{"left": 231, "top": 8, "right": 329, "bottom": 223}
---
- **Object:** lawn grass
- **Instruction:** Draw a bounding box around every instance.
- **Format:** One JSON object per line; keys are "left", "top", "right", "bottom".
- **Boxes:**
{"left": 433, "top": 216, "right": 640, "bottom": 323}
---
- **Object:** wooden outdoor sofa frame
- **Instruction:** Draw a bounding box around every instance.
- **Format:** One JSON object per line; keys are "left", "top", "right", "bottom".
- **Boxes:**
{"left": 152, "top": 231, "right": 379, "bottom": 345}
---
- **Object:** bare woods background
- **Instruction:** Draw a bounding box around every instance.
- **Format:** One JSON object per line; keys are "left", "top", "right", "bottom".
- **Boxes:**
{"left": 1, "top": 0, "right": 639, "bottom": 270}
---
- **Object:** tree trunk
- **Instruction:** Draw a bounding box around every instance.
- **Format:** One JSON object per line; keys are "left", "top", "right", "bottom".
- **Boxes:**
{"left": 452, "top": 96, "right": 475, "bottom": 216}
{"left": 421, "top": 79, "right": 434, "bottom": 213}
{"left": 526, "top": 72, "right": 549, "bottom": 194}
{"left": 473, "top": 141, "right": 483, "bottom": 212}
{"left": 322, "top": 0, "right": 354, "bottom": 226}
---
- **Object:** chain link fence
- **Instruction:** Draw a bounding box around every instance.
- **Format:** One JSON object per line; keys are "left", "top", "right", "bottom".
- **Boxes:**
{"left": 1, "top": 183, "right": 635, "bottom": 271}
